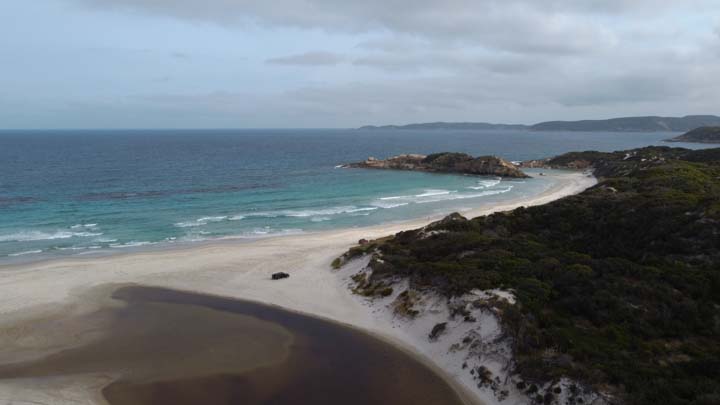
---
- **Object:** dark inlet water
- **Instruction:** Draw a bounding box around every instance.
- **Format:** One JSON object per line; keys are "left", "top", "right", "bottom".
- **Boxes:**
{"left": 0, "top": 286, "right": 468, "bottom": 405}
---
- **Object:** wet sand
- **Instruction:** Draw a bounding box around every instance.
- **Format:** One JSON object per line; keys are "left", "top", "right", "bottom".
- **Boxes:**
{"left": 0, "top": 285, "right": 466, "bottom": 405}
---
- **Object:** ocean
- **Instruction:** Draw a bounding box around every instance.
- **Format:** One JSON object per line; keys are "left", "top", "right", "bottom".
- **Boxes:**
{"left": 0, "top": 128, "right": 708, "bottom": 263}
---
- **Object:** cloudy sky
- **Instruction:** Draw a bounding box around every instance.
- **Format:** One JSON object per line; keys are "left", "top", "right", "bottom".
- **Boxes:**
{"left": 1, "top": 0, "right": 719, "bottom": 128}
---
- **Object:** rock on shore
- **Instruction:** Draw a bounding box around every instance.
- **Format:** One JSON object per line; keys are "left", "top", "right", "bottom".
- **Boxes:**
{"left": 344, "top": 152, "right": 529, "bottom": 178}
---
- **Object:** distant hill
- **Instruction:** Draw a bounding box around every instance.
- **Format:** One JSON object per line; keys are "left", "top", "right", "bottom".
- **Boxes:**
{"left": 530, "top": 115, "right": 720, "bottom": 132}
{"left": 666, "top": 126, "right": 720, "bottom": 143}
{"left": 359, "top": 115, "right": 720, "bottom": 132}
{"left": 358, "top": 122, "right": 529, "bottom": 131}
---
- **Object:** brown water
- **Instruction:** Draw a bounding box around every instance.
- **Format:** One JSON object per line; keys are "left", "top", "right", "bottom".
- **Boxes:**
{"left": 0, "top": 286, "right": 467, "bottom": 405}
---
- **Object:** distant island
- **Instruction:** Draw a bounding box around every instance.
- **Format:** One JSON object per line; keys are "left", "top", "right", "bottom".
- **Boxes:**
{"left": 359, "top": 114, "right": 720, "bottom": 132}
{"left": 666, "top": 126, "right": 720, "bottom": 143}
{"left": 358, "top": 122, "right": 528, "bottom": 131}
{"left": 343, "top": 152, "right": 529, "bottom": 178}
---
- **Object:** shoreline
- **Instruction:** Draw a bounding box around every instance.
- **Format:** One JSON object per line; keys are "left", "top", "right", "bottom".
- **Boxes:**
{"left": 0, "top": 170, "right": 596, "bottom": 405}
{"left": 0, "top": 169, "right": 587, "bottom": 269}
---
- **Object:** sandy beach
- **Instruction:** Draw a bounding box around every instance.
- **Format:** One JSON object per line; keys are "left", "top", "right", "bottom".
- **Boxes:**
{"left": 0, "top": 170, "right": 596, "bottom": 405}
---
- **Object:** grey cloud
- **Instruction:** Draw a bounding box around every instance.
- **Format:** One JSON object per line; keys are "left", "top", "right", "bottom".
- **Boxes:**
{"left": 51, "top": 0, "right": 720, "bottom": 127}
{"left": 171, "top": 51, "right": 190, "bottom": 59}
{"left": 352, "top": 51, "right": 544, "bottom": 75}
{"left": 138, "top": 91, "right": 248, "bottom": 107}
{"left": 478, "top": 56, "right": 544, "bottom": 75}
{"left": 151, "top": 76, "right": 171, "bottom": 83}
{"left": 555, "top": 74, "right": 689, "bottom": 106}
{"left": 529, "top": 0, "right": 716, "bottom": 15}
{"left": 129, "top": 38, "right": 720, "bottom": 127}
{"left": 277, "top": 55, "right": 716, "bottom": 121}
{"left": 355, "top": 37, "right": 423, "bottom": 53}
{"left": 40, "top": 54, "right": 720, "bottom": 128}
{"left": 69, "top": 0, "right": 635, "bottom": 55}
{"left": 71, "top": 0, "right": 717, "bottom": 27}
{"left": 267, "top": 51, "right": 345, "bottom": 66}
{"left": 351, "top": 54, "right": 442, "bottom": 72}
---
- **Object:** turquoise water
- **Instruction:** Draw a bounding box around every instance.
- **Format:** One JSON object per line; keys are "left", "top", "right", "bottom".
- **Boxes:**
{"left": 0, "top": 129, "right": 710, "bottom": 263}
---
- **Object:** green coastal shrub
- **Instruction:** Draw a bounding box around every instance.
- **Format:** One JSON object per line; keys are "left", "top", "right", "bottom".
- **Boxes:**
{"left": 343, "top": 146, "right": 720, "bottom": 404}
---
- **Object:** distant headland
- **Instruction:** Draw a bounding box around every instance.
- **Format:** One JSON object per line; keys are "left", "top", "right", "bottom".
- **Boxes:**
{"left": 359, "top": 114, "right": 720, "bottom": 132}
{"left": 666, "top": 126, "right": 720, "bottom": 143}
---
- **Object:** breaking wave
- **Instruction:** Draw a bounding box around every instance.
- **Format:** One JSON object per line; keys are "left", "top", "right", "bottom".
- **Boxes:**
{"left": 466, "top": 178, "right": 502, "bottom": 190}
{"left": 7, "top": 250, "right": 43, "bottom": 257}
{"left": 0, "top": 230, "right": 103, "bottom": 243}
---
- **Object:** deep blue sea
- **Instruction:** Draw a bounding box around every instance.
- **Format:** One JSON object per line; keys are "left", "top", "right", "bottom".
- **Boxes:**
{"left": 0, "top": 129, "right": 712, "bottom": 263}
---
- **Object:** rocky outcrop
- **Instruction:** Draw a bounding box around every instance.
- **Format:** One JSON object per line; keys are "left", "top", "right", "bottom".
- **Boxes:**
{"left": 345, "top": 152, "right": 529, "bottom": 178}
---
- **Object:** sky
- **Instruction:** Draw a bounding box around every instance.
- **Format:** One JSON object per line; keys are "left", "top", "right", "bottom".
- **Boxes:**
{"left": 1, "top": 0, "right": 719, "bottom": 128}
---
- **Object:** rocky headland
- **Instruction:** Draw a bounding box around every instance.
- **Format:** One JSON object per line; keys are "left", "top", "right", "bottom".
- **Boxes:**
{"left": 344, "top": 152, "right": 529, "bottom": 178}
{"left": 666, "top": 126, "right": 720, "bottom": 143}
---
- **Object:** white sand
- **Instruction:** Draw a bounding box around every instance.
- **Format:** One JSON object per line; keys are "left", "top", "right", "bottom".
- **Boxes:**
{"left": 0, "top": 170, "right": 596, "bottom": 405}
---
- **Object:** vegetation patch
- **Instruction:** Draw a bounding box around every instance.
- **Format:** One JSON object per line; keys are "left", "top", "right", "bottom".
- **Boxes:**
{"left": 392, "top": 289, "right": 421, "bottom": 318}
{"left": 331, "top": 236, "right": 391, "bottom": 269}
{"left": 429, "top": 322, "right": 448, "bottom": 341}
{"left": 342, "top": 146, "right": 720, "bottom": 404}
